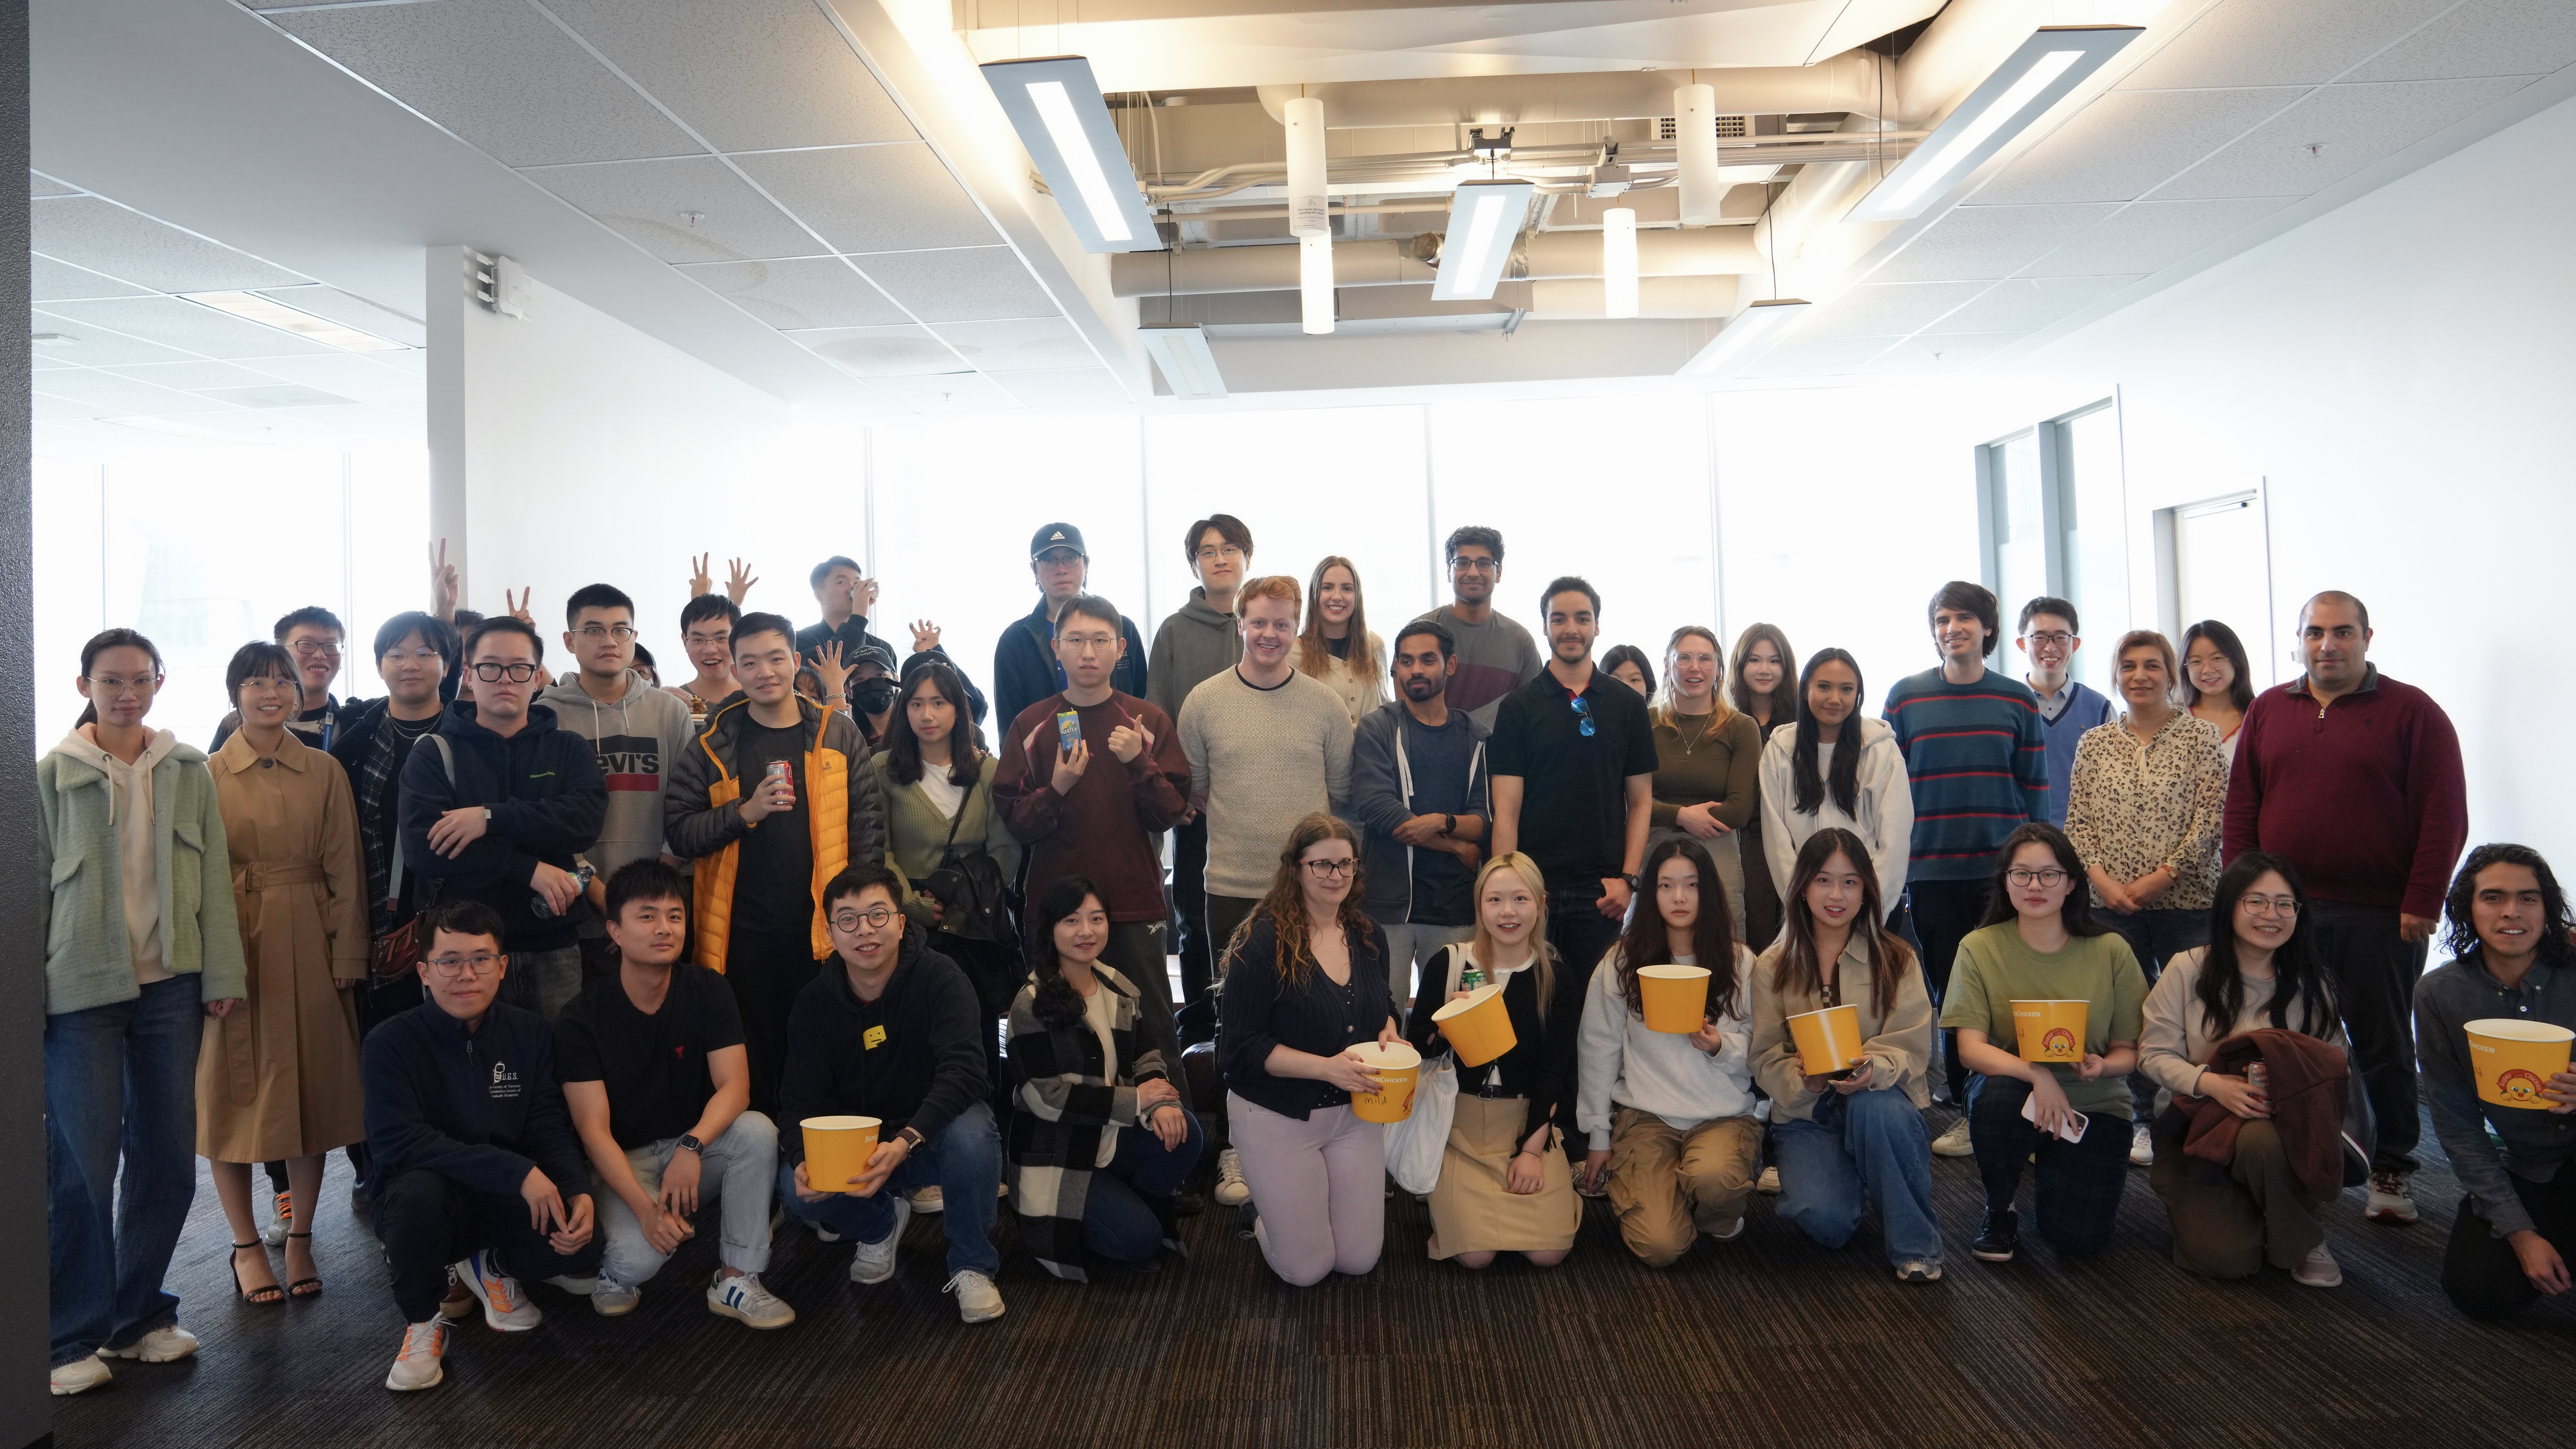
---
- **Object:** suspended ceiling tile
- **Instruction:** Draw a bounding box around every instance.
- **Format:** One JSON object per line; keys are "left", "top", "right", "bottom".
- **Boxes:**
{"left": 1736, "top": 334, "right": 1899, "bottom": 379}
{"left": 2348, "top": 0, "right": 2576, "bottom": 82}
{"left": 254, "top": 285, "right": 428, "bottom": 348}
{"left": 31, "top": 254, "right": 155, "bottom": 302}
{"left": 2150, "top": 77, "right": 2530, "bottom": 201}
{"left": 521, "top": 156, "right": 825, "bottom": 264}
{"left": 200, "top": 383, "right": 359, "bottom": 410}
{"left": 861, "top": 371, "right": 1023, "bottom": 413}
{"left": 2116, "top": 0, "right": 2441, "bottom": 91}
{"left": 274, "top": 0, "right": 703, "bottom": 167}
{"left": 675, "top": 257, "right": 910, "bottom": 330}
{"left": 33, "top": 393, "right": 104, "bottom": 423}
{"left": 30, "top": 171, "right": 80, "bottom": 198}
{"left": 33, "top": 196, "right": 308, "bottom": 293}
{"left": 733, "top": 145, "right": 996, "bottom": 255}
{"left": 1857, "top": 332, "right": 2028, "bottom": 374}
{"left": 1920, "top": 273, "right": 2143, "bottom": 333}
{"left": 932, "top": 317, "right": 1104, "bottom": 373}
{"left": 1792, "top": 280, "right": 1988, "bottom": 339}
{"left": 101, "top": 360, "right": 288, "bottom": 391}
{"left": 784, "top": 323, "right": 971, "bottom": 377}
{"left": 996, "top": 368, "right": 1135, "bottom": 410}
{"left": 1868, "top": 204, "right": 2123, "bottom": 285}
{"left": 1968, "top": 88, "right": 2298, "bottom": 207}
{"left": 850, "top": 248, "right": 1059, "bottom": 324}
{"left": 541, "top": 0, "right": 916, "bottom": 152}
{"left": 228, "top": 352, "right": 428, "bottom": 406}
{"left": 2017, "top": 197, "right": 2288, "bottom": 277}
{"left": 33, "top": 368, "right": 237, "bottom": 416}
{"left": 25, "top": 325, "right": 196, "bottom": 369}
{"left": 30, "top": 347, "right": 87, "bottom": 371}
{"left": 38, "top": 297, "right": 336, "bottom": 360}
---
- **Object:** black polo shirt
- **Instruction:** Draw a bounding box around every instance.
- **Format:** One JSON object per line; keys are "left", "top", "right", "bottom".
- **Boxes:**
{"left": 1488, "top": 665, "right": 1658, "bottom": 890}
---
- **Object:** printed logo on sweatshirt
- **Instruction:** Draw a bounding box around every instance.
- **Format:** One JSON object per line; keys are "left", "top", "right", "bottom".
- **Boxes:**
{"left": 863, "top": 1025, "right": 887, "bottom": 1051}
{"left": 593, "top": 733, "right": 664, "bottom": 793}
{"left": 489, "top": 1060, "right": 521, "bottom": 1100}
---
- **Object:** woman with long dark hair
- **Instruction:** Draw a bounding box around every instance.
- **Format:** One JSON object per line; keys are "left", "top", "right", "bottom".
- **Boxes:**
{"left": 1574, "top": 837, "right": 1759, "bottom": 1265}
{"left": 1215, "top": 813, "right": 1402, "bottom": 1285}
{"left": 1943, "top": 822, "right": 2149, "bottom": 1264}
{"left": 2179, "top": 620, "right": 2255, "bottom": 768}
{"left": 1006, "top": 876, "right": 1203, "bottom": 1281}
{"left": 2138, "top": 851, "right": 2346, "bottom": 1286}
{"left": 1727, "top": 624, "right": 1796, "bottom": 949}
{"left": 1759, "top": 649, "right": 1911, "bottom": 915}
{"left": 1646, "top": 627, "right": 1760, "bottom": 938}
{"left": 1750, "top": 829, "right": 1940, "bottom": 1281}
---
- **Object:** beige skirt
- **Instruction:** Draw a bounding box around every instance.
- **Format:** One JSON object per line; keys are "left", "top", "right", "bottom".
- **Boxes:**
{"left": 1426, "top": 1094, "right": 1580, "bottom": 1259}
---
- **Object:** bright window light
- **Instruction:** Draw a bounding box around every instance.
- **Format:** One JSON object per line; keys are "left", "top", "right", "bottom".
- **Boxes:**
{"left": 1026, "top": 80, "right": 1133, "bottom": 244}
{"left": 1602, "top": 208, "right": 1638, "bottom": 319}
{"left": 182, "top": 291, "right": 405, "bottom": 351}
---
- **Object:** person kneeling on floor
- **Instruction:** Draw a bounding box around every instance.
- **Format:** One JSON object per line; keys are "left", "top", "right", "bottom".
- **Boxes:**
{"left": 777, "top": 865, "right": 1006, "bottom": 1323}
{"left": 558, "top": 860, "right": 793, "bottom": 1328}
{"left": 365, "top": 899, "right": 600, "bottom": 1392}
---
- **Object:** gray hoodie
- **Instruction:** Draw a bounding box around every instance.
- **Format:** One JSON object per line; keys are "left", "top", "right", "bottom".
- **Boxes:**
{"left": 1148, "top": 587, "right": 1242, "bottom": 724}
{"left": 535, "top": 668, "right": 694, "bottom": 877}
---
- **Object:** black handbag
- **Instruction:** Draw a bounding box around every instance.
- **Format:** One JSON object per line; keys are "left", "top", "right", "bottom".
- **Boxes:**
{"left": 921, "top": 772, "right": 1024, "bottom": 1017}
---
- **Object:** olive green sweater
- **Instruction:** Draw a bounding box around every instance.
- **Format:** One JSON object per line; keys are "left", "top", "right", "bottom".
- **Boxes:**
{"left": 1648, "top": 707, "right": 1761, "bottom": 831}
{"left": 870, "top": 752, "right": 1023, "bottom": 927}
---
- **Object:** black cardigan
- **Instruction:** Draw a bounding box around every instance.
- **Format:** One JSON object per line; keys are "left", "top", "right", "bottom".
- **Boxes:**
{"left": 1218, "top": 914, "right": 1397, "bottom": 1120}
{"left": 1404, "top": 943, "right": 1585, "bottom": 1149}
{"left": 778, "top": 925, "right": 988, "bottom": 1163}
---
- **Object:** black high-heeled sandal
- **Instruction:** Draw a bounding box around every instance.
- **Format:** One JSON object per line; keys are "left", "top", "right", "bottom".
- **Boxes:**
{"left": 283, "top": 1231, "right": 323, "bottom": 1299}
{"left": 231, "top": 1242, "right": 284, "bottom": 1305}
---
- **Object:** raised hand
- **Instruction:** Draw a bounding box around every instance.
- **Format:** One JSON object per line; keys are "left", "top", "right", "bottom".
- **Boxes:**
{"left": 505, "top": 587, "right": 534, "bottom": 625}
{"left": 688, "top": 553, "right": 714, "bottom": 598}
{"left": 909, "top": 618, "right": 941, "bottom": 654}
{"left": 428, "top": 540, "right": 459, "bottom": 621}
{"left": 727, "top": 557, "right": 758, "bottom": 603}
{"left": 813, "top": 640, "right": 856, "bottom": 703}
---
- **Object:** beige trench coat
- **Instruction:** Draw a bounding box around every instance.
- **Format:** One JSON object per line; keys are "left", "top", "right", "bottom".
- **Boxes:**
{"left": 197, "top": 730, "right": 369, "bottom": 1162}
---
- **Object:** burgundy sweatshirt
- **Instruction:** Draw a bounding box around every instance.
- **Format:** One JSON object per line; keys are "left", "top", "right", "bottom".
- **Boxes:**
{"left": 993, "top": 690, "right": 1190, "bottom": 922}
{"left": 2220, "top": 666, "right": 2466, "bottom": 918}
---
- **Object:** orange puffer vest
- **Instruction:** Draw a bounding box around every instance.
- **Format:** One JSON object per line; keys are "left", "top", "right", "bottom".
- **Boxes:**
{"left": 690, "top": 698, "right": 852, "bottom": 972}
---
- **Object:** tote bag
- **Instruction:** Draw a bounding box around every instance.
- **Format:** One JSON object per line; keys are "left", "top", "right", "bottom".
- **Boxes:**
{"left": 1384, "top": 943, "right": 1470, "bottom": 1195}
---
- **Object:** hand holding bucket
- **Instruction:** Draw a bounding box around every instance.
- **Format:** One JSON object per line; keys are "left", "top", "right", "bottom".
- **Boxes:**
{"left": 1787, "top": 1004, "right": 1866, "bottom": 1079}
{"left": 801, "top": 1115, "right": 881, "bottom": 1195}
{"left": 1637, "top": 964, "right": 1713, "bottom": 1034}
{"left": 2011, "top": 1000, "right": 2088, "bottom": 1064}
{"left": 1432, "top": 984, "right": 1517, "bottom": 1067}
{"left": 1348, "top": 1042, "right": 1422, "bottom": 1122}
{"left": 2465, "top": 1019, "right": 2576, "bottom": 1109}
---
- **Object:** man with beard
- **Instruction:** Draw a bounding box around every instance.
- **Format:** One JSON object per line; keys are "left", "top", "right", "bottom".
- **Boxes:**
{"left": 1412, "top": 526, "right": 1541, "bottom": 730}
{"left": 1349, "top": 619, "right": 1490, "bottom": 1004}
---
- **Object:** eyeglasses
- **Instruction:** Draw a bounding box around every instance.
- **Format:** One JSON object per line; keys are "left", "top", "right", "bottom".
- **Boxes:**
{"left": 1570, "top": 695, "right": 1595, "bottom": 738}
{"left": 382, "top": 649, "right": 442, "bottom": 665}
{"left": 2239, "top": 894, "right": 2301, "bottom": 918}
{"left": 684, "top": 631, "right": 732, "bottom": 648}
{"left": 1301, "top": 858, "right": 1356, "bottom": 879}
{"left": 425, "top": 952, "right": 504, "bottom": 976}
{"left": 575, "top": 624, "right": 638, "bottom": 642}
{"left": 1450, "top": 557, "right": 1499, "bottom": 574}
{"left": 239, "top": 676, "right": 301, "bottom": 694}
{"left": 2022, "top": 631, "right": 2073, "bottom": 647}
{"left": 830, "top": 906, "right": 897, "bottom": 932}
{"left": 469, "top": 661, "right": 543, "bottom": 684}
{"left": 288, "top": 640, "right": 343, "bottom": 658}
{"left": 1195, "top": 544, "right": 1244, "bottom": 564}
{"left": 1034, "top": 548, "right": 1084, "bottom": 566}
{"left": 2006, "top": 867, "right": 2069, "bottom": 888}
{"left": 81, "top": 674, "right": 162, "bottom": 696}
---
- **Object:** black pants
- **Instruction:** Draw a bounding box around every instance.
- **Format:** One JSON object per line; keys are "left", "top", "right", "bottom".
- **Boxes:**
{"left": 726, "top": 926, "right": 822, "bottom": 1118}
{"left": 2444, "top": 1170, "right": 2576, "bottom": 1321}
{"left": 1100, "top": 920, "right": 1192, "bottom": 1110}
{"left": 378, "top": 1169, "right": 601, "bottom": 1324}
{"left": 1546, "top": 884, "right": 1623, "bottom": 1144}
{"left": 1967, "top": 1074, "right": 2129, "bottom": 1257}
{"left": 1906, "top": 877, "right": 1989, "bottom": 1106}
{"left": 1173, "top": 816, "right": 1215, "bottom": 1004}
{"left": 2306, "top": 901, "right": 2427, "bottom": 1174}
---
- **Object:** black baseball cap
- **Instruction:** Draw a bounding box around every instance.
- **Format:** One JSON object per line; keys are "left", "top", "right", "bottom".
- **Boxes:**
{"left": 1029, "top": 523, "right": 1087, "bottom": 561}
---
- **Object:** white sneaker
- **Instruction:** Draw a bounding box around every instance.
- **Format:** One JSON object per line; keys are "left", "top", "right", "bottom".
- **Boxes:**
{"left": 1213, "top": 1148, "right": 1252, "bottom": 1207}
{"left": 1704, "top": 1217, "right": 1746, "bottom": 1243}
{"left": 2293, "top": 1243, "right": 2343, "bottom": 1288}
{"left": 849, "top": 1200, "right": 911, "bottom": 1285}
{"left": 708, "top": 1271, "right": 797, "bottom": 1329}
{"left": 943, "top": 1269, "right": 1005, "bottom": 1324}
{"left": 384, "top": 1319, "right": 450, "bottom": 1392}
{"left": 102, "top": 1326, "right": 198, "bottom": 1363}
{"left": 1756, "top": 1166, "right": 1782, "bottom": 1195}
{"left": 590, "top": 1275, "right": 641, "bottom": 1317}
{"left": 910, "top": 1185, "right": 945, "bottom": 1214}
{"left": 2365, "top": 1171, "right": 2419, "bottom": 1225}
{"left": 454, "top": 1250, "right": 543, "bottom": 1331}
{"left": 1895, "top": 1260, "right": 1943, "bottom": 1284}
{"left": 50, "top": 1355, "right": 111, "bottom": 1397}
{"left": 1930, "top": 1118, "right": 1973, "bottom": 1158}
{"left": 263, "top": 1189, "right": 293, "bottom": 1248}
{"left": 2129, "top": 1122, "right": 2154, "bottom": 1166}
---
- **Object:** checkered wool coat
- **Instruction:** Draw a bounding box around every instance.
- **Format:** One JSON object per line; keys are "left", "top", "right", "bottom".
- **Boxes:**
{"left": 1006, "top": 965, "right": 1170, "bottom": 1281}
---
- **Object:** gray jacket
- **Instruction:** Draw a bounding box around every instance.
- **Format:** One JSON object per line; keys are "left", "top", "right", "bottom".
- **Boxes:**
{"left": 2416, "top": 952, "right": 2576, "bottom": 1238}
{"left": 1348, "top": 701, "right": 1489, "bottom": 924}
{"left": 1147, "top": 588, "right": 1242, "bottom": 724}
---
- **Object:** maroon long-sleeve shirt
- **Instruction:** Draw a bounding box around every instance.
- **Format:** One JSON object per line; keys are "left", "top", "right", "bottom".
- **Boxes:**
{"left": 993, "top": 690, "right": 1190, "bottom": 922}
{"left": 2220, "top": 666, "right": 2466, "bottom": 918}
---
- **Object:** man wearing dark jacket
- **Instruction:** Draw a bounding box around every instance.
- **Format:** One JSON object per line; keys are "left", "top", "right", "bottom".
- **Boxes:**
{"left": 1350, "top": 619, "right": 1491, "bottom": 1004}
{"left": 992, "top": 522, "right": 1146, "bottom": 734}
{"left": 777, "top": 866, "right": 1004, "bottom": 1324}
{"left": 1148, "top": 514, "right": 1250, "bottom": 1012}
{"left": 399, "top": 617, "right": 608, "bottom": 1022}
{"left": 365, "top": 900, "right": 599, "bottom": 1392}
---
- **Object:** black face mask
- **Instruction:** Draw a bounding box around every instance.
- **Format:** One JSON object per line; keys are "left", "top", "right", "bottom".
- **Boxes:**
{"left": 853, "top": 678, "right": 898, "bottom": 715}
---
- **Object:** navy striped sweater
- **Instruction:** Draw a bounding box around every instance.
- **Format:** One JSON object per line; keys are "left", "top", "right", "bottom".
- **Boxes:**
{"left": 1881, "top": 667, "right": 2048, "bottom": 883}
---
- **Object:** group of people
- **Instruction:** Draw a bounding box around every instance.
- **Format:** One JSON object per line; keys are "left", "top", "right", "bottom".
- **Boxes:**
{"left": 40, "top": 515, "right": 2575, "bottom": 1401}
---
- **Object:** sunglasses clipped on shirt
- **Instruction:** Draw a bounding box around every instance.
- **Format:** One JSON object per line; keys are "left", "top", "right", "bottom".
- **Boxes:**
{"left": 1570, "top": 695, "right": 1595, "bottom": 738}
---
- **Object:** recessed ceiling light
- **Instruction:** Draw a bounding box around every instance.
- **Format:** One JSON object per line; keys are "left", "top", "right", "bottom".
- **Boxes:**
{"left": 31, "top": 332, "right": 75, "bottom": 345}
{"left": 179, "top": 291, "right": 407, "bottom": 352}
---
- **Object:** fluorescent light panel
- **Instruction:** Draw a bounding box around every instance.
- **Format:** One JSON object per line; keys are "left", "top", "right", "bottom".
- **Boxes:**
{"left": 1845, "top": 26, "right": 2142, "bottom": 223}
{"left": 979, "top": 56, "right": 1162, "bottom": 254}
{"left": 1677, "top": 297, "right": 1812, "bottom": 377}
{"left": 1429, "top": 180, "right": 1534, "bottom": 302}
{"left": 182, "top": 291, "right": 404, "bottom": 351}
{"left": 1139, "top": 323, "right": 1226, "bottom": 399}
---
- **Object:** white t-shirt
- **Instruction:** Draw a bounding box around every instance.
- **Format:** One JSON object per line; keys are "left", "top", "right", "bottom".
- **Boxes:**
{"left": 918, "top": 768, "right": 967, "bottom": 821}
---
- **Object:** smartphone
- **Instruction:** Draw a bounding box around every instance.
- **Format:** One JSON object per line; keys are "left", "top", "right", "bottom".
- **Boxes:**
{"left": 1055, "top": 709, "right": 1082, "bottom": 750}
{"left": 2019, "top": 1094, "right": 2089, "bottom": 1144}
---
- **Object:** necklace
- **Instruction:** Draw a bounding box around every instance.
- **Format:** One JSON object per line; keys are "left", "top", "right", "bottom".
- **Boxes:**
{"left": 1673, "top": 707, "right": 1717, "bottom": 755}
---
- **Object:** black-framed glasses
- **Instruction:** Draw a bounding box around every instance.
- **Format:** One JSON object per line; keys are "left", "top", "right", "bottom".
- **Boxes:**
{"left": 1450, "top": 557, "right": 1498, "bottom": 574}
{"left": 288, "top": 640, "right": 343, "bottom": 658}
{"left": 1570, "top": 695, "right": 1595, "bottom": 738}
{"left": 470, "top": 661, "right": 542, "bottom": 684}
{"left": 2005, "top": 867, "right": 2069, "bottom": 888}
{"left": 830, "top": 906, "right": 897, "bottom": 932}
{"left": 1301, "top": 858, "right": 1356, "bottom": 879}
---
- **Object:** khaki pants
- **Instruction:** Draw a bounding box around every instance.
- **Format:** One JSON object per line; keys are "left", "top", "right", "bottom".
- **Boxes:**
{"left": 1606, "top": 1108, "right": 1760, "bottom": 1267}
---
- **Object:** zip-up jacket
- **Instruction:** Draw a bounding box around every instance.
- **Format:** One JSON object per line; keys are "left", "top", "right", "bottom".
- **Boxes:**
{"left": 362, "top": 999, "right": 590, "bottom": 1200}
{"left": 536, "top": 669, "right": 694, "bottom": 879}
{"left": 994, "top": 597, "right": 1147, "bottom": 740}
{"left": 397, "top": 702, "right": 607, "bottom": 953}
{"left": 778, "top": 925, "right": 988, "bottom": 1163}
{"left": 38, "top": 727, "right": 247, "bottom": 1015}
{"left": 1349, "top": 700, "right": 1489, "bottom": 924}
{"left": 665, "top": 694, "right": 885, "bottom": 971}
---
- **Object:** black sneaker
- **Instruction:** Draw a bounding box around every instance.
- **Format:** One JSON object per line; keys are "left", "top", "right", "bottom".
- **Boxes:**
{"left": 1171, "top": 1188, "right": 1205, "bottom": 1218}
{"left": 1971, "top": 1210, "right": 2020, "bottom": 1263}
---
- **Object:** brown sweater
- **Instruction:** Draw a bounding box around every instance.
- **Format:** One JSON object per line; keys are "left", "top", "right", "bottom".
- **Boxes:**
{"left": 1648, "top": 707, "right": 1761, "bottom": 831}
{"left": 994, "top": 691, "right": 1190, "bottom": 922}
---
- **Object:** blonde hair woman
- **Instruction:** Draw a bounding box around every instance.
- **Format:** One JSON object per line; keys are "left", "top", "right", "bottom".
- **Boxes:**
{"left": 1402, "top": 851, "right": 1583, "bottom": 1268}
{"left": 1295, "top": 556, "right": 1385, "bottom": 727}
{"left": 1647, "top": 625, "right": 1761, "bottom": 939}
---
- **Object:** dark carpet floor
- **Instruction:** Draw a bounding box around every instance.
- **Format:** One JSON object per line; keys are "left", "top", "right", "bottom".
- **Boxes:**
{"left": 54, "top": 1103, "right": 2576, "bottom": 1449}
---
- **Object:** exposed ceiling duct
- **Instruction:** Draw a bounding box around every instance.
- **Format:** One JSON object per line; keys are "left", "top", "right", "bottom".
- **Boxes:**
{"left": 1109, "top": 227, "right": 1765, "bottom": 296}
{"left": 1250, "top": 54, "right": 1888, "bottom": 129}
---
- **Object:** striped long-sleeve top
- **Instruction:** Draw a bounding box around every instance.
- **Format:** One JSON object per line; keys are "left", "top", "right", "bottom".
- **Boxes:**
{"left": 1881, "top": 666, "right": 2048, "bottom": 883}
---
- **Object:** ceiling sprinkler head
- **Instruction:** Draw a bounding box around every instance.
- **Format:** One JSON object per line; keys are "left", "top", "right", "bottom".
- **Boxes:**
{"left": 681, "top": 210, "right": 706, "bottom": 227}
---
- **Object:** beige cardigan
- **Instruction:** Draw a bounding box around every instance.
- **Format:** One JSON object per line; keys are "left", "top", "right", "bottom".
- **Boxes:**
{"left": 1749, "top": 936, "right": 1934, "bottom": 1123}
{"left": 1300, "top": 630, "right": 1386, "bottom": 728}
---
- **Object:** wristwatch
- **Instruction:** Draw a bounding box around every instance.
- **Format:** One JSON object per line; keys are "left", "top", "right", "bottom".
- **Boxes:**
{"left": 1622, "top": 873, "right": 1641, "bottom": 890}
{"left": 674, "top": 1134, "right": 704, "bottom": 1155}
{"left": 897, "top": 1126, "right": 927, "bottom": 1153}
{"left": 1443, "top": 813, "right": 1457, "bottom": 836}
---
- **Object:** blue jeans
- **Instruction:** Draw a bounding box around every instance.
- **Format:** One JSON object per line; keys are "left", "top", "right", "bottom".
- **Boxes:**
{"left": 47, "top": 976, "right": 204, "bottom": 1366}
{"left": 779, "top": 1101, "right": 1003, "bottom": 1279}
{"left": 1086, "top": 1110, "right": 1207, "bottom": 1264}
{"left": 2100, "top": 906, "right": 2211, "bottom": 1118}
{"left": 1771, "top": 1087, "right": 1943, "bottom": 1268}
